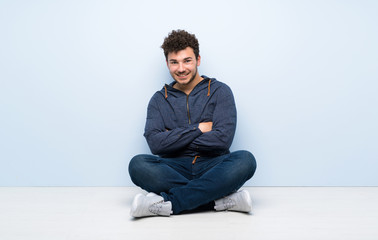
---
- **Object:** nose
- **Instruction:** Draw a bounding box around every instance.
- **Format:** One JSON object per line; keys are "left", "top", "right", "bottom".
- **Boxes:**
{"left": 178, "top": 63, "right": 185, "bottom": 73}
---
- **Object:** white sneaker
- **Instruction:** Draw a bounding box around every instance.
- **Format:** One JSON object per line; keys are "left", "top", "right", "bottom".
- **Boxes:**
{"left": 214, "top": 190, "right": 252, "bottom": 212}
{"left": 130, "top": 192, "right": 172, "bottom": 218}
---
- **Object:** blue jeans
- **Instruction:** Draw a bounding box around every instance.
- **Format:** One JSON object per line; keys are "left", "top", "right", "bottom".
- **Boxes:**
{"left": 128, "top": 150, "right": 256, "bottom": 214}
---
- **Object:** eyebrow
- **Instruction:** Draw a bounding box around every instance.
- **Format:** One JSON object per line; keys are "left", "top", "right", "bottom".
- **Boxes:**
{"left": 169, "top": 57, "right": 193, "bottom": 62}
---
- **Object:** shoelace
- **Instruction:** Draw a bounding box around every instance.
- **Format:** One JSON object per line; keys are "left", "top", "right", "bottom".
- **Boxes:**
{"left": 222, "top": 197, "right": 236, "bottom": 210}
{"left": 148, "top": 200, "right": 164, "bottom": 214}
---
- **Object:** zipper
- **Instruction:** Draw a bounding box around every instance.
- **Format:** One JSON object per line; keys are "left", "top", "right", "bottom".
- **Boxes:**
{"left": 186, "top": 94, "right": 191, "bottom": 124}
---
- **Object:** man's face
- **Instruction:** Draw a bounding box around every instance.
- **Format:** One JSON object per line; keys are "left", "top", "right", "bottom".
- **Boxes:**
{"left": 166, "top": 47, "right": 201, "bottom": 86}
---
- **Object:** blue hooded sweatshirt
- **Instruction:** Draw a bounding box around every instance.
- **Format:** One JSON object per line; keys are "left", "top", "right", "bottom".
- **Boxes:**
{"left": 144, "top": 75, "right": 237, "bottom": 158}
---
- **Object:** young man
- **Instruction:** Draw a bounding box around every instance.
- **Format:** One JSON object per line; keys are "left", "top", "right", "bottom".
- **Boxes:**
{"left": 128, "top": 30, "right": 257, "bottom": 217}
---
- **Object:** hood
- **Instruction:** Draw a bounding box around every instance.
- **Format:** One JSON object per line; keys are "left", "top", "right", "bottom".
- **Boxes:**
{"left": 161, "top": 75, "right": 218, "bottom": 99}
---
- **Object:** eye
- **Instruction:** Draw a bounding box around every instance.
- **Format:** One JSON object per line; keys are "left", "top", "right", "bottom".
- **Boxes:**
{"left": 185, "top": 60, "right": 191, "bottom": 63}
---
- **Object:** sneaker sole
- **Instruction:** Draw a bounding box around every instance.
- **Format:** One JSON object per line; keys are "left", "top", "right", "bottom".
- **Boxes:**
{"left": 130, "top": 193, "right": 143, "bottom": 217}
{"left": 240, "top": 190, "right": 252, "bottom": 212}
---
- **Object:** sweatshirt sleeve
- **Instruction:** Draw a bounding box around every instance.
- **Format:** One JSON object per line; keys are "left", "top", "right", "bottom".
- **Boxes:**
{"left": 144, "top": 94, "right": 203, "bottom": 156}
{"left": 187, "top": 85, "right": 237, "bottom": 154}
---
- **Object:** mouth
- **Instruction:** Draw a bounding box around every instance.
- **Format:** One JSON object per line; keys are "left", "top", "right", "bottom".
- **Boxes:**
{"left": 176, "top": 72, "right": 190, "bottom": 79}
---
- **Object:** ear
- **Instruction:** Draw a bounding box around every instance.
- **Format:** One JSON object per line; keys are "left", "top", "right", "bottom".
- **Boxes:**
{"left": 197, "top": 55, "right": 201, "bottom": 66}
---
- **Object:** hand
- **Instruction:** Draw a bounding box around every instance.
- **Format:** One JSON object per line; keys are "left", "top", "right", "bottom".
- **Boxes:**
{"left": 198, "top": 122, "right": 213, "bottom": 133}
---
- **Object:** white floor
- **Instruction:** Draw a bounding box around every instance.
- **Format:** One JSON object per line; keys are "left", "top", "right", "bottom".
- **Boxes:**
{"left": 0, "top": 187, "right": 377, "bottom": 240}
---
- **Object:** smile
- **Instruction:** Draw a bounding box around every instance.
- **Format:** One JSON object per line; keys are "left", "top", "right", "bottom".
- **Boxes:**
{"left": 176, "top": 73, "right": 190, "bottom": 78}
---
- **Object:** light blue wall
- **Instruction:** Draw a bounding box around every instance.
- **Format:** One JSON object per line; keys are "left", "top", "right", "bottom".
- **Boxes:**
{"left": 1, "top": 0, "right": 377, "bottom": 186}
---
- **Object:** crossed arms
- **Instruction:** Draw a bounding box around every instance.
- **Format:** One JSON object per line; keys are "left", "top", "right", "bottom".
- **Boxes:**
{"left": 144, "top": 86, "right": 236, "bottom": 156}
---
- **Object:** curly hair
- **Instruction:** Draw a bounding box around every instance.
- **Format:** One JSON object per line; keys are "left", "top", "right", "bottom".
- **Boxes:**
{"left": 161, "top": 30, "right": 200, "bottom": 60}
